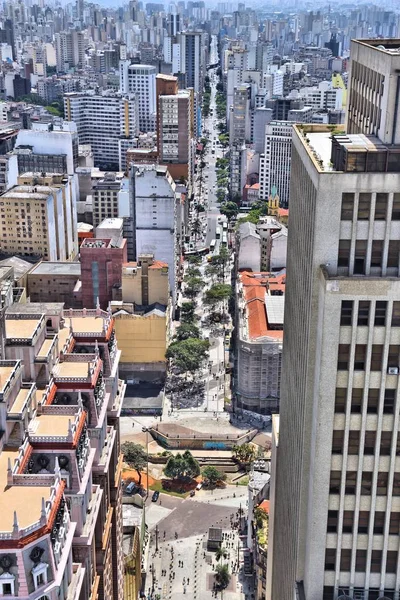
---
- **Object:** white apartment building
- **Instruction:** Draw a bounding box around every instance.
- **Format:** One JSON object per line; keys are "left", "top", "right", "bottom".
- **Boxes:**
{"left": 55, "top": 31, "right": 85, "bottom": 73}
{"left": 132, "top": 165, "right": 179, "bottom": 301}
{"left": 119, "top": 63, "right": 156, "bottom": 132}
{"left": 259, "top": 121, "right": 293, "bottom": 208}
{"left": 64, "top": 91, "right": 139, "bottom": 170}
{"left": 298, "top": 80, "right": 344, "bottom": 110}
{"left": 229, "top": 84, "right": 251, "bottom": 145}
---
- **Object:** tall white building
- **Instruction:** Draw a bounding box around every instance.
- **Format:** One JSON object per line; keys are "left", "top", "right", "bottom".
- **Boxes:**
{"left": 229, "top": 84, "right": 251, "bottom": 145}
{"left": 259, "top": 121, "right": 293, "bottom": 208}
{"left": 119, "top": 62, "right": 156, "bottom": 132}
{"left": 131, "top": 165, "right": 179, "bottom": 301}
{"left": 55, "top": 31, "right": 85, "bottom": 73}
{"left": 64, "top": 91, "right": 139, "bottom": 170}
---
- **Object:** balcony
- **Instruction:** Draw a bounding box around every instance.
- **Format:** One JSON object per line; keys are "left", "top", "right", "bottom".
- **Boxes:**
{"left": 66, "top": 563, "right": 86, "bottom": 600}
{"left": 102, "top": 506, "right": 113, "bottom": 550}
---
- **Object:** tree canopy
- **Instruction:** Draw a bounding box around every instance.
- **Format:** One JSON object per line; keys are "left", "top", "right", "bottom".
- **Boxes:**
{"left": 214, "top": 564, "right": 230, "bottom": 591}
{"left": 220, "top": 201, "right": 239, "bottom": 221}
{"left": 202, "top": 465, "right": 227, "bottom": 487}
{"left": 121, "top": 442, "right": 147, "bottom": 485}
{"left": 180, "top": 300, "right": 198, "bottom": 323}
{"left": 204, "top": 283, "right": 231, "bottom": 308}
{"left": 232, "top": 443, "right": 256, "bottom": 465}
{"left": 184, "top": 276, "right": 204, "bottom": 298}
{"left": 164, "top": 450, "right": 200, "bottom": 480}
{"left": 174, "top": 321, "right": 201, "bottom": 342}
{"left": 166, "top": 337, "right": 209, "bottom": 374}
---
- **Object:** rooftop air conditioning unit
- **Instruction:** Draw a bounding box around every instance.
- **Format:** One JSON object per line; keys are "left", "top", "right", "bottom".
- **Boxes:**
{"left": 388, "top": 367, "right": 399, "bottom": 375}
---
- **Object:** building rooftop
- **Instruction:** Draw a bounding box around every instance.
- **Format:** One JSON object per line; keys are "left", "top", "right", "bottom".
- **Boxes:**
{"left": 52, "top": 360, "right": 93, "bottom": 380}
{"left": 29, "top": 261, "right": 81, "bottom": 276}
{"left": 10, "top": 386, "right": 31, "bottom": 414}
{"left": 70, "top": 316, "right": 107, "bottom": 334}
{"left": 6, "top": 302, "right": 64, "bottom": 315}
{"left": 5, "top": 317, "right": 42, "bottom": 340}
{"left": 0, "top": 448, "right": 53, "bottom": 533}
{"left": 0, "top": 256, "right": 33, "bottom": 280}
{"left": 354, "top": 38, "right": 400, "bottom": 54}
{"left": 30, "top": 414, "right": 72, "bottom": 437}
{"left": 0, "top": 363, "right": 18, "bottom": 393}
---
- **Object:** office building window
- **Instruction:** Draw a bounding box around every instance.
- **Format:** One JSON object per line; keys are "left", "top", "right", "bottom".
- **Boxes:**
{"left": 340, "top": 549, "right": 352, "bottom": 571}
{"left": 358, "top": 511, "right": 369, "bottom": 533}
{"left": 351, "top": 389, "right": 363, "bottom": 413}
{"left": 340, "top": 300, "right": 353, "bottom": 325}
{"left": 364, "top": 431, "right": 376, "bottom": 455}
{"left": 388, "top": 345, "right": 400, "bottom": 368}
{"left": 375, "top": 193, "right": 388, "bottom": 220}
{"left": 343, "top": 510, "right": 355, "bottom": 533}
{"left": 358, "top": 301, "right": 370, "bottom": 325}
{"left": 354, "top": 240, "right": 368, "bottom": 274}
{"left": 324, "top": 548, "right": 336, "bottom": 570}
{"left": 348, "top": 430, "right": 360, "bottom": 454}
{"left": 388, "top": 240, "right": 400, "bottom": 268}
{"left": 374, "top": 511, "right": 385, "bottom": 534}
{"left": 341, "top": 193, "right": 354, "bottom": 220}
{"left": 384, "top": 389, "right": 396, "bottom": 414}
{"left": 367, "top": 389, "right": 379, "bottom": 413}
{"left": 371, "top": 240, "right": 384, "bottom": 267}
{"left": 375, "top": 301, "right": 387, "bottom": 326}
{"left": 357, "top": 193, "right": 371, "bottom": 220}
{"left": 329, "top": 470, "right": 341, "bottom": 493}
{"left": 392, "top": 302, "right": 400, "bottom": 326}
{"left": 337, "top": 345, "right": 350, "bottom": 370}
{"left": 338, "top": 240, "right": 351, "bottom": 268}
{"left": 354, "top": 345, "right": 366, "bottom": 370}
{"left": 392, "top": 193, "right": 400, "bottom": 220}
{"left": 370, "top": 550, "right": 382, "bottom": 572}
{"left": 370, "top": 346, "right": 384, "bottom": 371}
{"left": 355, "top": 550, "right": 367, "bottom": 571}
{"left": 335, "top": 388, "right": 347, "bottom": 413}
{"left": 327, "top": 510, "right": 338, "bottom": 533}
{"left": 345, "top": 471, "right": 357, "bottom": 494}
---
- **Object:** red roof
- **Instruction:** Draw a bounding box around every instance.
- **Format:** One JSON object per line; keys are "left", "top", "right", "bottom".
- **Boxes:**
{"left": 239, "top": 271, "right": 285, "bottom": 341}
{"left": 259, "top": 500, "right": 270, "bottom": 514}
{"left": 278, "top": 208, "right": 289, "bottom": 217}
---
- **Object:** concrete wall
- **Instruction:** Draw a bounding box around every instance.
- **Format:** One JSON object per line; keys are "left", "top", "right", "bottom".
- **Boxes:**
{"left": 113, "top": 313, "right": 167, "bottom": 364}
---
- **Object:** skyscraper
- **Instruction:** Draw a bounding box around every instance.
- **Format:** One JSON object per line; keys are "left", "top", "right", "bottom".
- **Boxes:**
{"left": 267, "top": 39, "right": 400, "bottom": 600}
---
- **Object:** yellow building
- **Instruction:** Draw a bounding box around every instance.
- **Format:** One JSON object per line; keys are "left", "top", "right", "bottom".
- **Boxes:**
{"left": 111, "top": 304, "right": 168, "bottom": 380}
{"left": 122, "top": 255, "right": 169, "bottom": 306}
{"left": 123, "top": 528, "right": 142, "bottom": 600}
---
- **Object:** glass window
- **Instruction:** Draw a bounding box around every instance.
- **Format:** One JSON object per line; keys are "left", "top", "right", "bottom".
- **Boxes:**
{"left": 348, "top": 430, "right": 360, "bottom": 454}
{"left": 358, "top": 301, "right": 370, "bottom": 325}
{"left": 392, "top": 193, "right": 400, "bottom": 220}
{"left": 354, "top": 345, "right": 366, "bottom": 370}
{"left": 373, "top": 511, "right": 385, "bottom": 534}
{"left": 367, "top": 389, "right": 379, "bottom": 413}
{"left": 338, "top": 345, "right": 350, "bottom": 370}
{"left": 338, "top": 240, "right": 351, "bottom": 268}
{"left": 332, "top": 431, "right": 344, "bottom": 454}
{"left": 371, "top": 240, "right": 383, "bottom": 268}
{"left": 375, "top": 193, "right": 388, "bottom": 220}
{"left": 345, "top": 471, "right": 357, "bottom": 494}
{"left": 370, "top": 550, "right": 382, "bottom": 573}
{"left": 358, "top": 511, "right": 369, "bottom": 533}
{"left": 341, "top": 193, "right": 354, "bottom": 220}
{"left": 354, "top": 240, "right": 368, "bottom": 274}
{"left": 375, "top": 301, "right": 387, "bottom": 326}
{"left": 384, "top": 389, "right": 396, "bottom": 414}
{"left": 327, "top": 510, "right": 338, "bottom": 533}
{"left": 351, "top": 388, "right": 363, "bottom": 413}
{"left": 344, "top": 510, "right": 355, "bottom": 533}
{"left": 392, "top": 302, "right": 400, "bottom": 326}
{"left": 371, "top": 346, "right": 383, "bottom": 371}
{"left": 355, "top": 549, "right": 367, "bottom": 571}
{"left": 357, "top": 193, "right": 371, "bottom": 220}
{"left": 388, "top": 345, "right": 400, "bottom": 368}
{"left": 364, "top": 431, "right": 376, "bottom": 454}
{"left": 340, "top": 300, "right": 353, "bottom": 325}
{"left": 390, "top": 512, "right": 400, "bottom": 534}
{"left": 340, "top": 549, "right": 352, "bottom": 571}
{"left": 324, "top": 548, "right": 336, "bottom": 570}
{"left": 330, "top": 471, "right": 341, "bottom": 493}
{"left": 388, "top": 240, "right": 400, "bottom": 268}
{"left": 335, "top": 388, "right": 347, "bottom": 413}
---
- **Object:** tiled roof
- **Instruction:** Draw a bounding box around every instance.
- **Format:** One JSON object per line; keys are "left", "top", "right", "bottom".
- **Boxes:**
{"left": 239, "top": 271, "right": 285, "bottom": 341}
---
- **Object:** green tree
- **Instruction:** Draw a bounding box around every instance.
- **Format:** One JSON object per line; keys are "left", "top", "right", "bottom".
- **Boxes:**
{"left": 187, "top": 266, "right": 201, "bottom": 278}
{"left": 174, "top": 322, "right": 201, "bottom": 341}
{"left": 204, "top": 283, "right": 231, "bottom": 309}
{"left": 184, "top": 276, "right": 203, "bottom": 299}
{"left": 180, "top": 301, "right": 197, "bottom": 323}
{"left": 202, "top": 465, "right": 227, "bottom": 487}
{"left": 254, "top": 506, "right": 268, "bottom": 529}
{"left": 121, "top": 442, "right": 147, "bottom": 485}
{"left": 232, "top": 443, "right": 256, "bottom": 465}
{"left": 164, "top": 450, "right": 200, "bottom": 480}
{"left": 187, "top": 255, "right": 202, "bottom": 265}
{"left": 166, "top": 338, "right": 209, "bottom": 374}
{"left": 220, "top": 201, "right": 239, "bottom": 222}
{"left": 191, "top": 218, "right": 202, "bottom": 239}
{"left": 214, "top": 563, "right": 230, "bottom": 591}
{"left": 205, "top": 262, "right": 223, "bottom": 281}
{"left": 215, "top": 546, "right": 228, "bottom": 562}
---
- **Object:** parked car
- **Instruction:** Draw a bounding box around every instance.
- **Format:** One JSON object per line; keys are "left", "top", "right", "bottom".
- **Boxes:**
{"left": 152, "top": 491, "right": 160, "bottom": 502}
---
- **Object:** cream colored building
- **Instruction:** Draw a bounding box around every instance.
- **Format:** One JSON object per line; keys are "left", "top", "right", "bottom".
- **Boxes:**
{"left": 122, "top": 255, "right": 169, "bottom": 307}
{"left": 0, "top": 181, "right": 76, "bottom": 261}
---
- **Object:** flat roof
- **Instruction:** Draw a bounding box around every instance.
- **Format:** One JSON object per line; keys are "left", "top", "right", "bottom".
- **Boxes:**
{"left": 71, "top": 317, "right": 105, "bottom": 334}
{"left": 5, "top": 318, "right": 41, "bottom": 340}
{"left": 9, "top": 387, "right": 30, "bottom": 414}
{"left": 265, "top": 295, "right": 285, "bottom": 326}
{"left": 30, "top": 262, "right": 81, "bottom": 276}
{"left": 0, "top": 364, "right": 17, "bottom": 392}
{"left": 0, "top": 448, "right": 52, "bottom": 533}
{"left": 7, "top": 302, "right": 64, "bottom": 315}
{"left": 52, "top": 361, "right": 92, "bottom": 379}
{"left": 37, "top": 337, "right": 55, "bottom": 358}
{"left": 31, "top": 414, "right": 72, "bottom": 437}
{"left": 307, "top": 132, "right": 334, "bottom": 170}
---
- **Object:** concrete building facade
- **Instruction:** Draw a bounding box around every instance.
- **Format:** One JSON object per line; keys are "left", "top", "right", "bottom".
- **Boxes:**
{"left": 119, "top": 63, "right": 156, "bottom": 132}
{"left": 267, "top": 120, "right": 400, "bottom": 600}
{"left": 259, "top": 122, "right": 293, "bottom": 208}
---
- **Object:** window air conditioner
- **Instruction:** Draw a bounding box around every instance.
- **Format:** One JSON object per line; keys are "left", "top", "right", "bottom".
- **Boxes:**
{"left": 388, "top": 367, "right": 399, "bottom": 375}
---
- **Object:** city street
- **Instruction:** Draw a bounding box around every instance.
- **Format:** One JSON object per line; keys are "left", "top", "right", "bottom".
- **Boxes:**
{"left": 143, "top": 489, "right": 253, "bottom": 600}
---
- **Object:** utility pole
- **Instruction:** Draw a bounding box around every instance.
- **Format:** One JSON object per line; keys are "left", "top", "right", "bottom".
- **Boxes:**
{"left": 155, "top": 523, "right": 159, "bottom": 552}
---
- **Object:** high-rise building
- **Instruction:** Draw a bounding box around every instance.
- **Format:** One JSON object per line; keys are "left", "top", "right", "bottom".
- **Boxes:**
{"left": 229, "top": 84, "right": 251, "bottom": 146}
{"left": 131, "top": 165, "right": 178, "bottom": 301}
{"left": 119, "top": 63, "right": 156, "bottom": 132}
{"left": 267, "top": 42, "right": 400, "bottom": 598}
{"left": 64, "top": 91, "right": 139, "bottom": 170}
{"left": 156, "top": 74, "right": 193, "bottom": 183}
{"left": 55, "top": 31, "right": 86, "bottom": 73}
{"left": 182, "top": 31, "right": 203, "bottom": 95}
{"left": 347, "top": 39, "right": 400, "bottom": 144}
{"left": 92, "top": 172, "right": 126, "bottom": 228}
{"left": 259, "top": 121, "right": 293, "bottom": 208}
{"left": 0, "top": 179, "right": 77, "bottom": 261}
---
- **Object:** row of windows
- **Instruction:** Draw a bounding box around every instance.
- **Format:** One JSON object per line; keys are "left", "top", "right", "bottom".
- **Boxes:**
{"left": 327, "top": 509, "right": 400, "bottom": 534}
{"left": 338, "top": 239, "right": 400, "bottom": 271}
{"left": 325, "top": 547, "right": 398, "bottom": 573}
{"left": 341, "top": 192, "right": 400, "bottom": 221}
{"left": 335, "top": 387, "right": 396, "bottom": 414}
{"left": 332, "top": 429, "right": 400, "bottom": 455}
{"left": 337, "top": 344, "right": 400, "bottom": 371}
{"left": 340, "top": 300, "right": 400, "bottom": 326}
{"left": 330, "top": 470, "right": 400, "bottom": 494}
